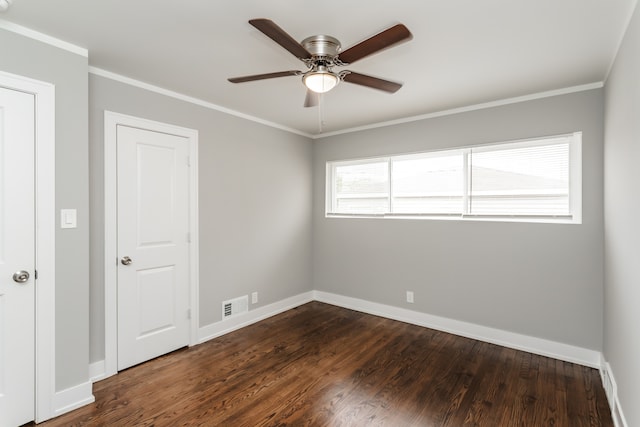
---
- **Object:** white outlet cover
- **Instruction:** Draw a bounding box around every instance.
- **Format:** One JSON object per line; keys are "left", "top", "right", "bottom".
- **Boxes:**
{"left": 406, "top": 291, "right": 414, "bottom": 303}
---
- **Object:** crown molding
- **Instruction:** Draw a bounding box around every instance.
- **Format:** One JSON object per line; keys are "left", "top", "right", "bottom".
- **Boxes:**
{"left": 0, "top": 18, "right": 88, "bottom": 57}
{"left": 604, "top": 0, "right": 638, "bottom": 82}
{"left": 313, "top": 82, "right": 604, "bottom": 139}
{"left": 89, "top": 67, "right": 313, "bottom": 139}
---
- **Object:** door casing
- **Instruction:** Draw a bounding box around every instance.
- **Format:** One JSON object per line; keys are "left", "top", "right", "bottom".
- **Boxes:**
{"left": 0, "top": 70, "right": 56, "bottom": 422}
{"left": 103, "top": 111, "right": 199, "bottom": 378}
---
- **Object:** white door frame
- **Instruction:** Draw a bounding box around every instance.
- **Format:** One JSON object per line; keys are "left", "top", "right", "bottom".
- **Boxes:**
{"left": 0, "top": 70, "right": 56, "bottom": 422}
{"left": 104, "top": 111, "right": 199, "bottom": 378}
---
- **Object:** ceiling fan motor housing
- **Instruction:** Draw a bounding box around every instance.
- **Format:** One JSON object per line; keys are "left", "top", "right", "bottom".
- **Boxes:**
{"left": 301, "top": 35, "right": 341, "bottom": 58}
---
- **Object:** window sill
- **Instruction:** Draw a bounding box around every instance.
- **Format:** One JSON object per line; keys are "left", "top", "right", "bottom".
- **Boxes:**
{"left": 325, "top": 213, "right": 580, "bottom": 225}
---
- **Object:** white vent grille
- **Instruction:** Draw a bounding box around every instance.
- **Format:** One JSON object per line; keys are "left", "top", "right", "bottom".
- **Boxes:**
{"left": 222, "top": 295, "right": 248, "bottom": 320}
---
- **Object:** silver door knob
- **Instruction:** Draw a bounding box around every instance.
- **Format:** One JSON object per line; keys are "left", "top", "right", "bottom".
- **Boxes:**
{"left": 121, "top": 256, "right": 132, "bottom": 266}
{"left": 13, "top": 270, "right": 30, "bottom": 283}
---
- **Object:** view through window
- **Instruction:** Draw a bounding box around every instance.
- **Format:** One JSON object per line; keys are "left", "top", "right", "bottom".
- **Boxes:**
{"left": 326, "top": 133, "right": 581, "bottom": 223}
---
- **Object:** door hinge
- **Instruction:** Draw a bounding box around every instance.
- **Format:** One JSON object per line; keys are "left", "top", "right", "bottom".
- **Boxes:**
{"left": 186, "top": 156, "right": 191, "bottom": 167}
{"left": 186, "top": 232, "right": 191, "bottom": 243}
{"left": 35, "top": 269, "right": 38, "bottom": 280}
{"left": 187, "top": 308, "right": 191, "bottom": 319}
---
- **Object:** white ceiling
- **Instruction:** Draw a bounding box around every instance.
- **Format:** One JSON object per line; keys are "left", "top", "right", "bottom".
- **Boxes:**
{"left": 1, "top": 0, "right": 636, "bottom": 135}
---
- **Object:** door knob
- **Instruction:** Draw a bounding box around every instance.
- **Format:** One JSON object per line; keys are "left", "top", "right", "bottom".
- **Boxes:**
{"left": 121, "top": 256, "right": 132, "bottom": 266}
{"left": 13, "top": 270, "right": 30, "bottom": 283}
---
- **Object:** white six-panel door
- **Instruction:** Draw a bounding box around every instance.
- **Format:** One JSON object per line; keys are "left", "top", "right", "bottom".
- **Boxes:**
{"left": 0, "top": 87, "right": 36, "bottom": 426}
{"left": 116, "top": 125, "right": 191, "bottom": 370}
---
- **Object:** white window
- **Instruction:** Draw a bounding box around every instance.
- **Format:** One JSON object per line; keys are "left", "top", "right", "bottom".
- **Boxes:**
{"left": 326, "top": 132, "right": 582, "bottom": 223}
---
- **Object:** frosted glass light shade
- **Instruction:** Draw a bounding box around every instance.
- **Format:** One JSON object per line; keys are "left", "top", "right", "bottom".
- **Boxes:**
{"left": 303, "top": 72, "right": 338, "bottom": 93}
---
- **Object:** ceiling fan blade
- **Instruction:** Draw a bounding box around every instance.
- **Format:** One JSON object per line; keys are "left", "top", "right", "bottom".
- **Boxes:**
{"left": 304, "top": 90, "right": 319, "bottom": 108}
{"left": 342, "top": 72, "right": 403, "bottom": 93}
{"left": 249, "top": 18, "right": 312, "bottom": 60}
{"left": 338, "top": 24, "right": 412, "bottom": 64}
{"left": 228, "top": 70, "right": 301, "bottom": 83}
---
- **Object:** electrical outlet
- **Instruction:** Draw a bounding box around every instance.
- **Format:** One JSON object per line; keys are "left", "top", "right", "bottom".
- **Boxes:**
{"left": 406, "top": 291, "right": 414, "bottom": 303}
{"left": 252, "top": 292, "right": 258, "bottom": 304}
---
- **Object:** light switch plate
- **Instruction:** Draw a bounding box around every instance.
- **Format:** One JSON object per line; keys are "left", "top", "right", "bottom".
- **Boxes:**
{"left": 60, "top": 209, "right": 77, "bottom": 229}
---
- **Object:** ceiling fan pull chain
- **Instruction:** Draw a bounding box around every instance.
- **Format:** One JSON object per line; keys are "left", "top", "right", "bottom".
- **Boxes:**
{"left": 318, "top": 94, "right": 326, "bottom": 133}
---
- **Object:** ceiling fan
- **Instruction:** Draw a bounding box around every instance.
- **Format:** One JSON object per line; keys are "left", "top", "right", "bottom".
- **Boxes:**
{"left": 228, "top": 19, "right": 413, "bottom": 107}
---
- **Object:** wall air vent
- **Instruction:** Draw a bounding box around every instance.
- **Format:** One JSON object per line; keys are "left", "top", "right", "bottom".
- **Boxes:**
{"left": 222, "top": 295, "right": 249, "bottom": 320}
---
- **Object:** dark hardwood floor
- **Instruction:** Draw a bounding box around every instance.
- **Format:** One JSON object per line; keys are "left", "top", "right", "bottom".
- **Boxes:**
{"left": 31, "top": 302, "right": 613, "bottom": 426}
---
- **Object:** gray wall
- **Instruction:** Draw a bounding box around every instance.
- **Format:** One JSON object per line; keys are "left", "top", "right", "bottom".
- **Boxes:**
{"left": 0, "top": 29, "right": 90, "bottom": 391}
{"left": 604, "top": 3, "right": 640, "bottom": 426}
{"left": 89, "top": 74, "right": 313, "bottom": 362}
{"left": 313, "top": 89, "right": 604, "bottom": 350}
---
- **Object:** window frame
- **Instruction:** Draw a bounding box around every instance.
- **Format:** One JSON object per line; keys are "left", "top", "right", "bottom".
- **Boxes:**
{"left": 325, "top": 132, "right": 582, "bottom": 224}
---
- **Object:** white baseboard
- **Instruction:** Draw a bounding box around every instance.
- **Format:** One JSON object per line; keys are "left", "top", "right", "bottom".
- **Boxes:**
{"left": 313, "top": 290, "right": 601, "bottom": 368}
{"left": 93, "top": 290, "right": 608, "bottom": 413}
{"left": 89, "top": 359, "right": 107, "bottom": 383}
{"left": 53, "top": 381, "right": 95, "bottom": 417}
{"left": 198, "top": 291, "right": 314, "bottom": 344}
{"left": 77, "top": 290, "right": 617, "bottom": 424}
{"left": 94, "top": 289, "right": 602, "bottom": 369}
{"left": 600, "top": 355, "right": 629, "bottom": 427}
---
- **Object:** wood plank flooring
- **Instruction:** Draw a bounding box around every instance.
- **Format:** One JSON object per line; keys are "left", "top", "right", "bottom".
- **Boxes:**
{"left": 30, "top": 302, "right": 612, "bottom": 426}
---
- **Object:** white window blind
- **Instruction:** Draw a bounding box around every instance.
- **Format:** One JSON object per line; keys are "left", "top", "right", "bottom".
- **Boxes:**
{"left": 326, "top": 132, "right": 581, "bottom": 223}
{"left": 391, "top": 153, "right": 463, "bottom": 214}
{"left": 469, "top": 138, "right": 571, "bottom": 216}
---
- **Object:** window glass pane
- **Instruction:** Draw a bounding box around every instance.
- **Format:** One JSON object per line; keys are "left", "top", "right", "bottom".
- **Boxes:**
{"left": 326, "top": 133, "right": 578, "bottom": 222}
{"left": 470, "top": 140, "right": 570, "bottom": 215}
{"left": 391, "top": 154, "right": 463, "bottom": 214}
{"left": 334, "top": 161, "right": 389, "bottom": 214}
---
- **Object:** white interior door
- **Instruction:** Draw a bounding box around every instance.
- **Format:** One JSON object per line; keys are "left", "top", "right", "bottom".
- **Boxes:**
{"left": 117, "top": 125, "right": 190, "bottom": 370}
{"left": 0, "top": 87, "right": 36, "bottom": 426}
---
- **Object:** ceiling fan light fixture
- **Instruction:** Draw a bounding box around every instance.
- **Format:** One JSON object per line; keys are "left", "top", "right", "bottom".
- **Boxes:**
{"left": 303, "top": 69, "right": 338, "bottom": 93}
